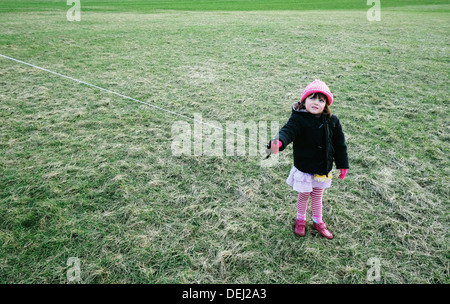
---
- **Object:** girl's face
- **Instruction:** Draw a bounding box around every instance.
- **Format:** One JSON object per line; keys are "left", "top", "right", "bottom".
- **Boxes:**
{"left": 304, "top": 93, "right": 327, "bottom": 115}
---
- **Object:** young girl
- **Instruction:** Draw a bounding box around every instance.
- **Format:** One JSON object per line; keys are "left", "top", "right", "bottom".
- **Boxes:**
{"left": 268, "top": 79, "right": 349, "bottom": 239}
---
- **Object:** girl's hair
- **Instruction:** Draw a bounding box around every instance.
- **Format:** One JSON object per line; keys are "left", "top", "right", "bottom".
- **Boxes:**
{"left": 297, "top": 93, "right": 332, "bottom": 118}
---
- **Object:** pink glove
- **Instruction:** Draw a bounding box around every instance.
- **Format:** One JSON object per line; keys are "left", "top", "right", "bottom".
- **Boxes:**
{"left": 339, "top": 169, "right": 348, "bottom": 179}
{"left": 270, "top": 140, "right": 282, "bottom": 154}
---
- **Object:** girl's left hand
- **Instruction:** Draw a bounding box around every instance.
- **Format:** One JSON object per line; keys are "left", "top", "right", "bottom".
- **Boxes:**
{"left": 339, "top": 169, "right": 348, "bottom": 179}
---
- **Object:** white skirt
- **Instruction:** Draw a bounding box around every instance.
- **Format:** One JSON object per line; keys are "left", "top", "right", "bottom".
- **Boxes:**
{"left": 286, "top": 166, "right": 332, "bottom": 193}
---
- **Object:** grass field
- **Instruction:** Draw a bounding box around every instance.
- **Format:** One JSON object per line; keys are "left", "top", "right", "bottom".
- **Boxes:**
{"left": 1, "top": 0, "right": 449, "bottom": 12}
{"left": 0, "top": 1, "right": 449, "bottom": 284}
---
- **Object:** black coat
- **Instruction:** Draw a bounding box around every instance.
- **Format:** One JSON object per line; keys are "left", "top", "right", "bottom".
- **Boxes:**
{"left": 277, "top": 106, "right": 349, "bottom": 176}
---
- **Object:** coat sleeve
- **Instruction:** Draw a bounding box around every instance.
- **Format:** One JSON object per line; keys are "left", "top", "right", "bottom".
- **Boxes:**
{"left": 332, "top": 117, "right": 349, "bottom": 169}
{"left": 276, "top": 113, "right": 300, "bottom": 151}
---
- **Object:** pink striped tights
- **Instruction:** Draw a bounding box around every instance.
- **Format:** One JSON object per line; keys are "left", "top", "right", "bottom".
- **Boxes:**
{"left": 296, "top": 188, "right": 324, "bottom": 223}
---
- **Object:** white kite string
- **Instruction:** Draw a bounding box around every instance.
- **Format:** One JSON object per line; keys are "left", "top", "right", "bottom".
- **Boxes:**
{"left": 0, "top": 53, "right": 258, "bottom": 143}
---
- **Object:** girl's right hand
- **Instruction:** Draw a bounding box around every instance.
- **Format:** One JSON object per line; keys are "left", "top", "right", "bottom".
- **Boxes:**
{"left": 270, "top": 140, "right": 282, "bottom": 154}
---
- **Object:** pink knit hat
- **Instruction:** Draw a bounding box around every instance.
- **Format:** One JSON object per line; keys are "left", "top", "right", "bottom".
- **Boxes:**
{"left": 300, "top": 79, "right": 333, "bottom": 106}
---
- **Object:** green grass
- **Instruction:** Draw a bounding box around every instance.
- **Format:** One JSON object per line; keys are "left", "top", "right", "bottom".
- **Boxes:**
{"left": 1, "top": 0, "right": 450, "bottom": 12}
{"left": 0, "top": 1, "right": 449, "bottom": 283}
